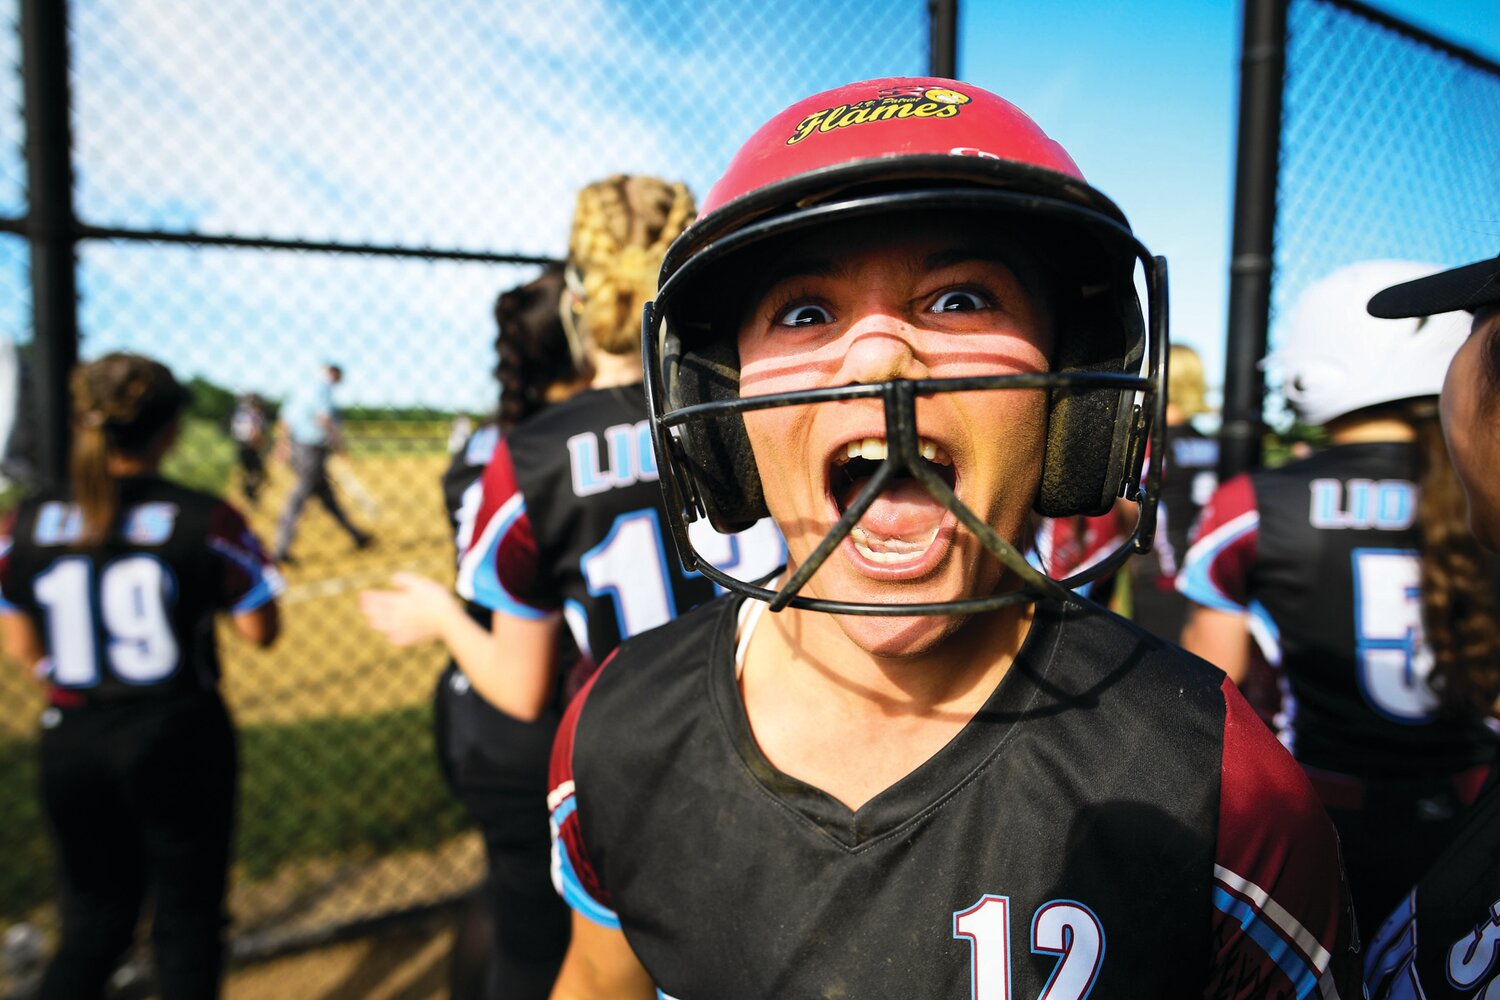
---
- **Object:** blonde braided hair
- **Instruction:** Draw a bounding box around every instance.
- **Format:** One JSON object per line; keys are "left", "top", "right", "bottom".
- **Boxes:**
{"left": 566, "top": 175, "right": 695, "bottom": 357}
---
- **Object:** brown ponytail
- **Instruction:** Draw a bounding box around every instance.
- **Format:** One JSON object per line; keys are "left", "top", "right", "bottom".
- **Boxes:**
{"left": 1411, "top": 400, "right": 1500, "bottom": 715}
{"left": 566, "top": 175, "right": 696, "bottom": 357}
{"left": 493, "top": 264, "right": 579, "bottom": 433}
{"left": 69, "top": 353, "right": 191, "bottom": 548}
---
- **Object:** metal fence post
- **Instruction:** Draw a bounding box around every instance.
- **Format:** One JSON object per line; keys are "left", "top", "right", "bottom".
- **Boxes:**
{"left": 929, "top": 0, "right": 958, "bottom": 78}
{"left": 21, "top": 0, "right": 80, "bottom": 488}
{"left": 1220, "top": 0, "right": 1286, "bottom": 480}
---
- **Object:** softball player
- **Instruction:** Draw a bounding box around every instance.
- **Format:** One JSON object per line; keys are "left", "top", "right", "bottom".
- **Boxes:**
{"left": 1133, "top": 343, "right": 1219, "bottom": 639}
{"left": 1178, "top": 261, "right": 1500, "bottom": 934}
{"left": 430, "top": 265, "right": 588, "bottom": 1000}
{"left": 546, "top": 78, "right": 1359, "bottom": 999}
{"left": 0, "top": 353, "right": 282, "bottom": 999}
{"left": 1360, "top": 254, "right": 1500, "bottom": 1000}
{"left": 360, "top": 177, "right": 781, "bottom": 996}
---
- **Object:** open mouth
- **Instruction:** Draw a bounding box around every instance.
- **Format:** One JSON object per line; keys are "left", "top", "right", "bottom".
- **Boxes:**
{"left": 830, "top": 437, "right": 957, "bottom": 566}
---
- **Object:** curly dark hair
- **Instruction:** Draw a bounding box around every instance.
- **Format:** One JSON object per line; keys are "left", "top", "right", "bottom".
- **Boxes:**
{"left": 494, "top": 264, "right": 581, "bottom": 433}
{"left": 1409, "top": 397, "right": 1500, "bottom": 716}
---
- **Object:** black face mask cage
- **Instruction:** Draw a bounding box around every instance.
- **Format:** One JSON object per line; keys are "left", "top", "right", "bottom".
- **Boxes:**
{"left": 642, "top": 188, "right": 1168, "bottom": 616}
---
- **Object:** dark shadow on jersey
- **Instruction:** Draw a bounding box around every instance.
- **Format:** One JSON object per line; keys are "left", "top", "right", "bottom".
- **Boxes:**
{"left": 1040, "top": 799, "right": 1218, "bottom": 996}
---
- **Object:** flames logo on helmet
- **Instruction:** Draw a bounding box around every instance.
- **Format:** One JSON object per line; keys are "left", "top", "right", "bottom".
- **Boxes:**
{"left": 787, "top": 87, "right": 973, "bottom": 146}
{"left": 646, "top": 77, "right": 1169, "bottom": 615}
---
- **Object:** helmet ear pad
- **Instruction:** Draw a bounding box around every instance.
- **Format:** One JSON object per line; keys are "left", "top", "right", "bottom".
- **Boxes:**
{"left": 665, "top": 332, "right": 769, "bottom": 533}
{"left": 1035, "top": 284, "right": 1144, "bottom": 518}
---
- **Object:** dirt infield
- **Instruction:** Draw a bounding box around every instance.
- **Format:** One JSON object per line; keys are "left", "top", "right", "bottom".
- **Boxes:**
{"left": 224, "top": 448, "right": 456, "bottom": 727}
{"left": 224, "top": 921, "right": 454, "bottom": 1000}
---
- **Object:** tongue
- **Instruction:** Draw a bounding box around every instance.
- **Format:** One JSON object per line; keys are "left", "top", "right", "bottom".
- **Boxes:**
{"left": 841, "top": 477, "right": 947, "bottom": 542}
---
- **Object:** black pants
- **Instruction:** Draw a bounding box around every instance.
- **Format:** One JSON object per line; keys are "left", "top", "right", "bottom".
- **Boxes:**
{"left": 273, "top": 442, "right": 363, "bottom": 558}
{"left": 39, "top": 692, "right": 237, "bottom": 1000}
{"left": 434, "top": 666, "right": 570, "bottom": 1000}
{"left": 235, "top": 443, "right": 266, "bottom": 504}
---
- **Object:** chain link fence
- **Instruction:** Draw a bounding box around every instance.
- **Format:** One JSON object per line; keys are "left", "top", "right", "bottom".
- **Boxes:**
{"left": 1271, "top": 0, "right": 1500, "bottom": 411}
{"left": 0, "top": 0, "right": 929, "bottom": 989}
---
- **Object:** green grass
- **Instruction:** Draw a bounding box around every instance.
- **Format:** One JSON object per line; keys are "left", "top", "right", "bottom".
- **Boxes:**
{"left": 0, "top": 705, "right": 470, "bottom": 920}
{"left": 162, "top": 416, "right": 238, "bottom": 495}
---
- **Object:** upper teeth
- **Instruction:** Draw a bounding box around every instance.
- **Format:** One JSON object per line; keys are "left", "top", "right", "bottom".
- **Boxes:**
{"left": 839, "top": 437, "right": 952, "bottom": 465}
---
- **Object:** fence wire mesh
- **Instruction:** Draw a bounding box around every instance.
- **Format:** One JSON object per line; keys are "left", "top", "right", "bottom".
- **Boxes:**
{"left": 0, "top": 0, "right": 18, "bottom": 221}
{"left": 0, "top": 0, "right": 927, "bottom": 989}
{"left": 1273, "top": 0, "right": 1500, "bottom": 409}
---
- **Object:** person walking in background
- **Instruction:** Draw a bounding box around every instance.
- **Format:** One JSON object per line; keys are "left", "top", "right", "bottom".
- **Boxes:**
{"left": 1132, "top": 343, "right": 1219, "bottom": 640}
{"left": 0, "top": 353, "right": 282, "bottom": 999}
{"left": 1362, "top": 252, "right": 1500, "bottom": 1000}
{"left": 361, "top": 175, "right": 781, "bottom": 998}
{"left": 1178, "top": 260, "right": 1500, "bottom": 934}
{"left": 271, "top": 361, "right": 371, "bottom": 565}
{"left": 229, "top": 392, "right": 269, "bottom": 507}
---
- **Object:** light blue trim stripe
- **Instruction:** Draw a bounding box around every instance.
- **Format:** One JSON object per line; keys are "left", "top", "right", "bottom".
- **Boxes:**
{"left": 550, "top": 798, "right": 621, "bottom": 930}
{"left": 1213, "top": 887, "right": 1318, "bottom": 999}
{"left": 0, "top": 593, "right": 18, "bottom": 612}
{"left": 1247, "top": 599, "right": 1282, "bottom": 667}
{"left": 210, "top": 537, "right": 285, "bottom": 613}
{"left": 1177, "top": 514, "right": 1257, "bottom": 613}
{"left": 467, "top": 500, "right": 552, "bottom": 620}
{"left": 231, "top": 579, "right": 278, "bottom": 614}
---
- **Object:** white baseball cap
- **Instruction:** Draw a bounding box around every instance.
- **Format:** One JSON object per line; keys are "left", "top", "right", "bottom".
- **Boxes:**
{"left": 1265, "top": 260, "right": 1469, "bottom": 427}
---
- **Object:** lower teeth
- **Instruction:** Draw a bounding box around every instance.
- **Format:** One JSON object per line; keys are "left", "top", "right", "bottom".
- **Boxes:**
{"left": 850, "top": 525, "right": 939, "bottom": 564}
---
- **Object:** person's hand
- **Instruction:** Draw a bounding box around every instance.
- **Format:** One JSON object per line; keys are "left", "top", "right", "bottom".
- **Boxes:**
{"left": 359, "top": 572, "right": 460, "bottom": 646}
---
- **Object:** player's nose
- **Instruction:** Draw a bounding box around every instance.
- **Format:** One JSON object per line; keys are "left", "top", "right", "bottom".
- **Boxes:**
{"left": 835, "top": 312, "right": 930, "bottom": 385}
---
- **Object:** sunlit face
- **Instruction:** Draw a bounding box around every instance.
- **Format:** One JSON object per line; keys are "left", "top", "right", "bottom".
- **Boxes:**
{"left": 735, "top": 216, "right": 1053, "bottom": 656}
{"left": 1441, "top": 306, "right": 1500, "bottom": 551}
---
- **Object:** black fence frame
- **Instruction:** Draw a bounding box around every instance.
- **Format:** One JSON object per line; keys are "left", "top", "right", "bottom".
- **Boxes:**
{"left": 9, "top": 0, "right": 957, "bottom": 490}
{"left": 1221, "top": 0, "right": 1500, "bottom": 480}
{"left": 1, "top": 0, "right": 957, "bottom": 973}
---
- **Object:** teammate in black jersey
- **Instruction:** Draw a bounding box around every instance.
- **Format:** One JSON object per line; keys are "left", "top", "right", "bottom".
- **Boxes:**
{"left": 1179, "top": 260, "right": 1500, "bottom": 934}
{"left": 361, "top": 178, "right": 781, "bottom": 997}
{"left": 1133, "top": 344, "right": 1219, "bottom": 640}
{"left": 547, "top": 77, "right": 1361, "bottom": 999}
{"left": 1361, "top": 253, "right": 1500, "bottom": 999}
{"left": 429, "top": 266, "right": 588, "bottom": 1000}
{"left": 0, "top": 353, "right": 282, "bottom": 999}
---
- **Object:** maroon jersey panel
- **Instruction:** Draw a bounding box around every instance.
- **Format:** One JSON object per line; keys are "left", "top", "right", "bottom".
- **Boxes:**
{"left": 548, "top": 596, "right": 1361, "bottom": 998}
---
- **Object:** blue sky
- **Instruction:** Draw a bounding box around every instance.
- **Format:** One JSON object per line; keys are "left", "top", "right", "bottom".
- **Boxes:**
{"left": 1, "top": 0, "right": 1497, "bottom": 410}
{"left": 962, "top": 0, "right": 1500, "bottom": 407}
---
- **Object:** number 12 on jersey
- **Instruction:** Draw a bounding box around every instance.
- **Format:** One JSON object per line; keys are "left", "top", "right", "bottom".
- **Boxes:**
{"left": 954, "top": 895, "right": 1104, "bottom": 1000}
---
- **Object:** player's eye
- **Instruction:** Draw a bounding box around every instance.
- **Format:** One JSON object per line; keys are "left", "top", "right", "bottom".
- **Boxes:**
{"left": 776, "top": 303, "right": 833, "bottom": 328}
{"left": 930, "top": 289, "right": 991, "bottom": 313}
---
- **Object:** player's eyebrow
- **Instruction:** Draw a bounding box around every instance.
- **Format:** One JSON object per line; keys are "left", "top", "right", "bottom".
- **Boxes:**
{"left": 738, "top": 256, "right": 843, "bottom": 320}
{"left": 757, "top": 256, "right": 840, "bottom": 290}
{"left": 923, "top": 245, "right": 1024, "bottom": 275}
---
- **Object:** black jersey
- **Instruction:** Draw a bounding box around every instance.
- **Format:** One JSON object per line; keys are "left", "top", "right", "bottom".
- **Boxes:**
{"left": 1153, "top": 422, "right": 1220, "bottom": 581}
{"left": 1365, "top": 771, "right": 1500, "bottom": 998}
{"left": 443, "top": 421, "right": 503, "bottom": 551}
{"left": 0, "top": 477, "right": 281, "bottom": 701}
{"left": 455, "top": 384, "right": 783, "bottom": 673}
{"left": 549, "top": 596, "right": 1361, "bottom": 999}
{"left": 1178, "top": 441, "right": 1498, "bottom": 777}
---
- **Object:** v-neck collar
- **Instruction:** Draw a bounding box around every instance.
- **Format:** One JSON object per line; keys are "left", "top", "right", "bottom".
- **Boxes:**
{"left": 708, "top": 597, "right": 1069, "bottom": 851}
